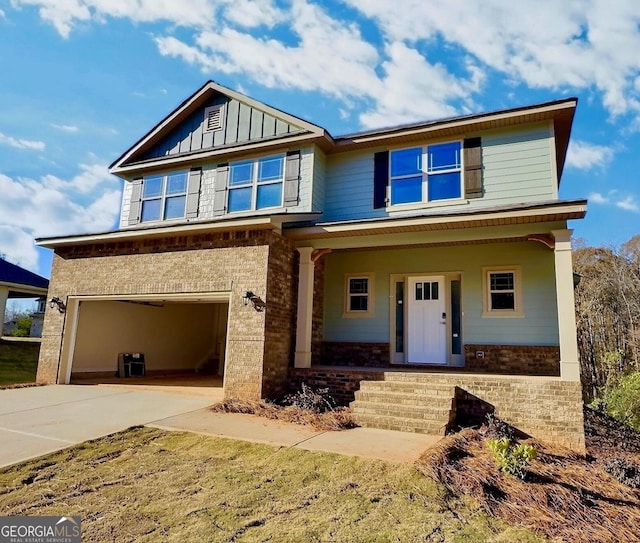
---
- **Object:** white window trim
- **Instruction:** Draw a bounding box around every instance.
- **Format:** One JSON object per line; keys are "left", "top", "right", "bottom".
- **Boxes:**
{"left": 482, "top": 265, "right": 524, "bottom": 318}
{"left": 387, "top": 140, "right": 465, "bottom": 208}
{"left": 140, "top": 171, "right": 188, "bottom": 223}
{"left": 343, "top": 273, "right": 375, "bottom": 319}
{"left": 227, "top": 153, "right": 285, "bottom": 214}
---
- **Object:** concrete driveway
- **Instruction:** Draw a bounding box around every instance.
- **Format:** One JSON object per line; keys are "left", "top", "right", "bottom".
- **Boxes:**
{"left": 0, "top": 385, "right": 220, "bottom": 468}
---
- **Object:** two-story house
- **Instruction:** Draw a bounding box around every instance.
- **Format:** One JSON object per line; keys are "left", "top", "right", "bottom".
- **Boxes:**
{"left": 36, "top": 81, "right": 587, "bottom": 451}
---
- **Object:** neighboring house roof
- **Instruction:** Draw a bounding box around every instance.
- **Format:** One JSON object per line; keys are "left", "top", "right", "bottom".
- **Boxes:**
{"left": 0, "top": 259, "right": 49, "bottom": 297}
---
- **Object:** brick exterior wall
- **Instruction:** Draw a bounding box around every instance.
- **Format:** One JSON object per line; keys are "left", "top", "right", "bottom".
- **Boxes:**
{"left": 288, "top": 367, "right": 385, "bottom": 406}
{"left": 37, "top": 229, "right": 296, "bottom": 401}
{"left": 311, "top": 256, "right": 325, "bottom": 366}
{"left": 321, "top": 342, "right": 391, "bottom": 367}
{"left": 320, "top": 341, "right": 559, "bottom": 376}
{"left": 464, "top": 344, "right": 560, "bottom": 376}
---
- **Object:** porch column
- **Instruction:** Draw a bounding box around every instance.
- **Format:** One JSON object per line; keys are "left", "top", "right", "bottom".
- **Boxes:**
{"left": 0, "top": 286, "right": 8, "bottom": 333}
{"left": 551, "top": 229, "right": 580, "bottom": 381}
{"left": 294, "top": 247, "right": 315, "bottom": 368}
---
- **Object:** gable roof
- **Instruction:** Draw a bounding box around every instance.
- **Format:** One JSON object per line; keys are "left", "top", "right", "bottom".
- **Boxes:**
{"left": 110, "top": 81, "right": 333, "bottom": 174}
{"left": 0, "top": 259, "right": 49, "bottom": 293}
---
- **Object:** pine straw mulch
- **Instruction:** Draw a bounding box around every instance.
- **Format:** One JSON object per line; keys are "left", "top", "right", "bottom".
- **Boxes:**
{"left": 416, "top": 408, "right": 640, "bottom": 543}
{"left": 210, "top": 399, "right": 357, "bottom": 431}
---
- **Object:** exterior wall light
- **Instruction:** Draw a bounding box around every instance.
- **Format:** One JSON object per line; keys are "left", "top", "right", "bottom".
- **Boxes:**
{"left": 242, "top": 291, "right": 266, "bottom": 312}
{"left": 49, "top": 296, "right": 67, "bottom": 314}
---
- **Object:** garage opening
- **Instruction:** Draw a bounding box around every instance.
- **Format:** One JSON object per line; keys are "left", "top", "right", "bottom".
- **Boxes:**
{"left": 67, "top": 298, "right": 228, "bottom": 390}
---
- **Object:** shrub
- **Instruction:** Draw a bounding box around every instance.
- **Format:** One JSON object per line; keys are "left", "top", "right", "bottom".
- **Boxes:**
{"left": 607, "top": 372, "right": 640, "bottom": 429}
{"left": 487, "top": 438, "right": 537, "bottom": 479}
{"left": 282, "top": 383, "right": 336, "bottom": 413}
{"left": 596, "top": 371, "right": 640, "bottom": 431}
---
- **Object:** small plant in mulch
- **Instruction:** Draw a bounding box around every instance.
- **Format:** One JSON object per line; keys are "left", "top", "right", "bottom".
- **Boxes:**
{"left": 486, "top": 438, "right": 537, "bottom": 480}
{"left": 211, "top": 384, "right": 356, "bottom": 431}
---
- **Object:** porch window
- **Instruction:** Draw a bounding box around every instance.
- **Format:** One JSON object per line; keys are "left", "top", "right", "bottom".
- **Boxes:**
{"left": 482, "top": 266, "right": 524, "bottom": 317}
{"left": 344, "top": 273, "right": 375, "bottom": 318}
{"left": 228, "top": 155, "right": 284, "bottom": 212}
{"left": 141, "top": 171, "right": 188, "bottom": 222}
{"left": 389, "top": 141, "right": 462, "bottom": 206}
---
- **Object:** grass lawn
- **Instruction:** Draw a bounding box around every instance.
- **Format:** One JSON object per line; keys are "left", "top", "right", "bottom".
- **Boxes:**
{"left": 0, "top": 339, "right": 40, "bottom": 386}
{"left": 0, "top": 427, "right": 544, "bottom": 542}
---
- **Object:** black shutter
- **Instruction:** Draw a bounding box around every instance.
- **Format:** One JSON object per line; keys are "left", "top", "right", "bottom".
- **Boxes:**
{"left": 128, "top": 178, "right": 143, "bottom": 225}
{"left": 463, "top": 138, "right": 483, "bottom": 199}
{"left": 373, "top": 151, "right": 389, "bottom": 209}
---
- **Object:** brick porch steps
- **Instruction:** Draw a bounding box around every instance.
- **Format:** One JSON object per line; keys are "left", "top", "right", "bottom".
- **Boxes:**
{"left": 350, "top": 378, "right": 457, "bottom": 435}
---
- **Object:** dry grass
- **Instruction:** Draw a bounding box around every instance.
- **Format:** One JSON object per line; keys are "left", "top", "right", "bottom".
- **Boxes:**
{"left": 211, "top": 399, "right": 357, "bottom": 431}
{"left": 417, "top": 423, "right": 640, "bottom": 543}
{"left": 0, "top": 427, "right": 543, "bottom": 542}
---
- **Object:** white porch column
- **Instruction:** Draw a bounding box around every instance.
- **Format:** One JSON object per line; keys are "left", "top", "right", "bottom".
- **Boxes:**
{"left": 294, "top": 247, "right": 315, "bottom": 368}
{"left": 552, "top": 229, "right": 580, "bottom": 381}
{"left": 0, "top": 286, "right": 8, "bottom": 333}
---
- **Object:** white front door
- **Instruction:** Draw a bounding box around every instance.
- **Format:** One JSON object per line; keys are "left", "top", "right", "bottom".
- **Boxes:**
{"left": 408, "top": 276, "right": 447, "bottom": 364}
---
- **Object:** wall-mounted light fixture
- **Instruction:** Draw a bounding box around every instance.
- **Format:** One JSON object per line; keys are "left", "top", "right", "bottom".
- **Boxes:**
{"left": 242, "top": 291, "right": 266, "bottom": 312}
{"left": 49, "top": 296, "right": 67, "bottom": 314}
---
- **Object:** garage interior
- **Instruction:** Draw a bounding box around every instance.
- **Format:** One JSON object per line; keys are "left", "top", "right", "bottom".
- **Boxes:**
{"left": 69, "top": 299, "right": 228, "bottom": 388}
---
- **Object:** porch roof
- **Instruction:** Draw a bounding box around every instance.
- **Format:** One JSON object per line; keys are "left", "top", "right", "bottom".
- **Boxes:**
{"left": 284, "top": 199, "right": 587, "bottom": 241}
{"left": 0, "top": 259, "right": 49, "bottom": 298}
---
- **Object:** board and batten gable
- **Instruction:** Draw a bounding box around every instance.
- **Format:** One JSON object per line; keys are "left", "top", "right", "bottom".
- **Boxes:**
{"left": 321, "top": 121, "right": 557, "bottom": 223}
{"left": 141, "top": 94, "right": 307, "bottom": 160}
{"left": 119, "top": 145, "right": 320, "bottom": 227}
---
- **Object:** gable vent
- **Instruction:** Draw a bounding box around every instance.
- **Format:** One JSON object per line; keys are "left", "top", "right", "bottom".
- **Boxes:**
{"left": 204, "top": 105, "right": 224, "bottom": 132}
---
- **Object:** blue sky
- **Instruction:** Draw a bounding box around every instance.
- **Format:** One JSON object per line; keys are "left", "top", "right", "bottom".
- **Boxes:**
{"left": 0, "top": 0, "right": 638, "bottom": 280}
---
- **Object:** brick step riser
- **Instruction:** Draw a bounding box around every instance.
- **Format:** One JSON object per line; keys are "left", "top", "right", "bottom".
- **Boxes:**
{"left": 358, "top": 382, "right": 456, "bottom": 394}
{"left": 351, "top": 404, "right": 454, "bottom": 419}
{"left": 352, "top": 414, "right": 448, "bottom": 435}
{"left": 353, "top": 392, "right": 455, "bottom": 408}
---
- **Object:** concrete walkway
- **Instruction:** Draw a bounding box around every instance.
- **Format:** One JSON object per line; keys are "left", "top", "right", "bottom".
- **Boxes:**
{"left": 0, "top": 385, "right": 441, "bottom": 469}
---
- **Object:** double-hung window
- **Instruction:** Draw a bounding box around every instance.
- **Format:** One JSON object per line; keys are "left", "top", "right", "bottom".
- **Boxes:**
{"left": 344, "top": 273, "right": 375, "bottom": 318}
{"left": 141, "top": 171, "right": 187, "bottom": 222}
{"left": 389, "top": 141, "right": 462, "bottom": 206}
{"left": 482, "top": 266, "right": 523, "bottom": 317}
{"left": 228, "top": 155, "right": 284, "bottom": 213}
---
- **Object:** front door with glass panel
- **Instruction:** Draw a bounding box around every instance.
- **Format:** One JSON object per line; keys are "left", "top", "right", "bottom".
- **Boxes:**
{"left": 408, "top": 276, "right": 447, "bottom": 364}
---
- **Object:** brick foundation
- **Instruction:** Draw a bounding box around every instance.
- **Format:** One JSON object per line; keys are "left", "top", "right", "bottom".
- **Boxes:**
{"left": 288, "top": 367, "right": 385, "bottom": 406}
{"left": 320, "top": 341, "right": 560, "bottom": 376}
{"left": 321, "top": 342, "right": 391, "bottom": 368}
{"left": 464, "top": 344, "right": 560, "bottom": 376}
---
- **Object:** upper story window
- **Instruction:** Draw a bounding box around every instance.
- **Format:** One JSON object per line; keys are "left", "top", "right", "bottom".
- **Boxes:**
{"left": 228, "top": 155, "right": 284, "bottom": 213}
{"left": 141, "top": 171, "right": 188, "bottom": 222}
{"left": 389, "top": 141, "right": 462, "bottom": 206}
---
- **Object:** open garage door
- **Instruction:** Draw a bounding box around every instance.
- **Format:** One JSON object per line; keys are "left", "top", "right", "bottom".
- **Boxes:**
{"left": 60, "top": 294, "right": 229, "bottom": 388}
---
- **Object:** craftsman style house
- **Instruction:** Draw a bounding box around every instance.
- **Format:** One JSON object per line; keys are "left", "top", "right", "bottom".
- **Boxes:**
{"left": 37, "top": 81, "right": 587, "bottom": 450}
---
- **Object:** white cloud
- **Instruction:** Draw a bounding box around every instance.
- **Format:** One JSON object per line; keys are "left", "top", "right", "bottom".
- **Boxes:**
{"left": 616, "top": 195, "right": 639, "bottom": 212}
{"left": 588, "top": 192, "right": 609, "bottom": 204}
{"left": 566, "top": 140, "right": 614, "bottom": 170}
{"left": 0, "top": 226, "right": 39, "bottom": 271}
{"left": 0, "top": 131, "right": 45, "bottom": 151}
{"left": 0, "top": 165, "right": 121, "bottom": 270}
{"left": 51, "top": 123, "right": 79, "bottom": 133}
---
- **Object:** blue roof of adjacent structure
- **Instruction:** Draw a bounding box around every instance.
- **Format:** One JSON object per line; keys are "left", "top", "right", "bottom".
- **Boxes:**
{"left": 0, "top": 259, "right": 49, "bottom": 289}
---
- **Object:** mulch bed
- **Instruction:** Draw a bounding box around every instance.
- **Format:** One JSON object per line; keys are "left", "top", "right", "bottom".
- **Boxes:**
{"left": 210, "top": 399, "right": 356, "bottom": 431}
{"left": 416, "top": 407, "right": 640, "bottom": 543}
